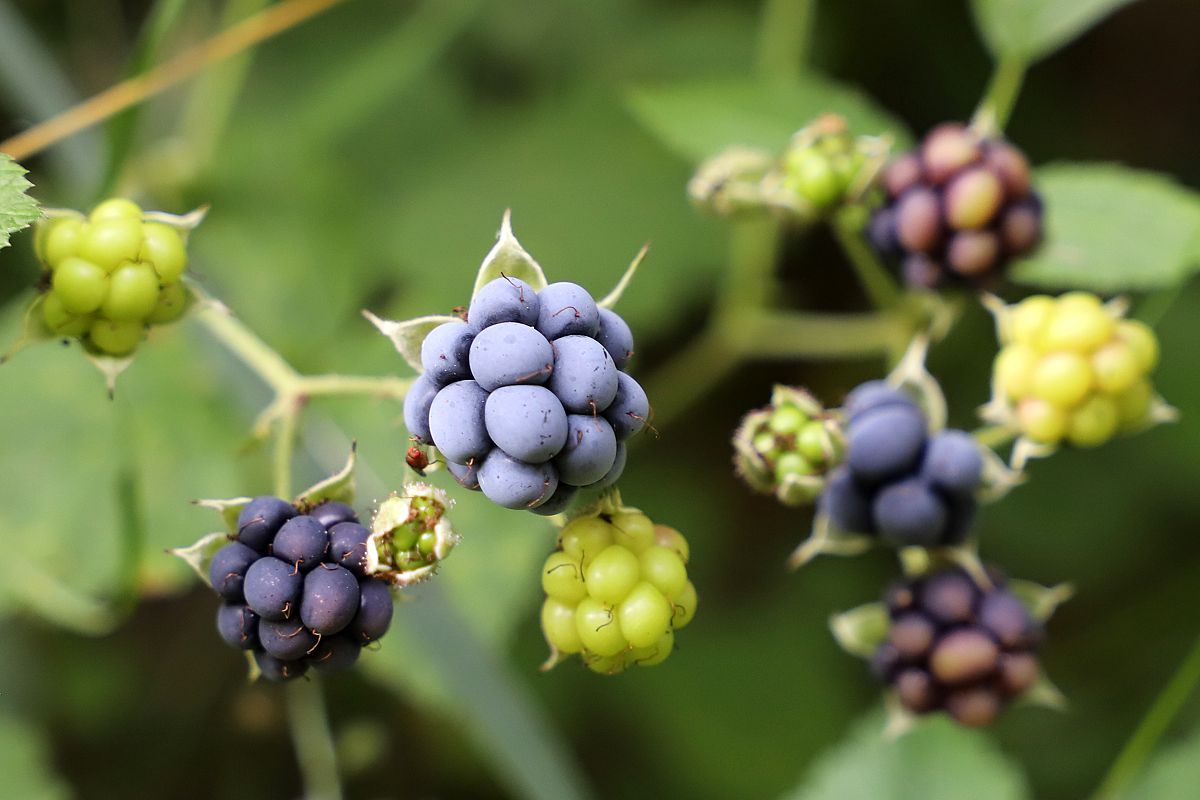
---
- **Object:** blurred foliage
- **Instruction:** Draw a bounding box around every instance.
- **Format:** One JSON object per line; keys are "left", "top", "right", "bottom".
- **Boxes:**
{"left": 1, "top": 0, "right": 1200, "bottom": 799}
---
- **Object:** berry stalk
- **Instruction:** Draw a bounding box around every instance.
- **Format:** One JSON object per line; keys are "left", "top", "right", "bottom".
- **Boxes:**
{"left": 286, "top": 677, "right": 344, "bottom": 800}
{"left": 971, "top": 55, "right": 1028, "bottom": 136}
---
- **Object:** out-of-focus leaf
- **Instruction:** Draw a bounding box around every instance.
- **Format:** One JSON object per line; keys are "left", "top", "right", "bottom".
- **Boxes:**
{"left": 781, "top": 711, "right": 1031, "bottom": 800}
{"left": 0, "top": 711, "right": 70, "bottom": 800}
{"left": 626, "top": 75, "right": 910, "bottom": 165}
{"left": 1126, "top": 723, "right": 1200, "bottom": 800}
{"left": 970, "top": 0, "right": 1140, "bottom": 62}
{"left": 1011, "top": 163, "right": 1200, "bottom": 292}
{"left": 0, "top": 153, "right": 39, "bottom": 249}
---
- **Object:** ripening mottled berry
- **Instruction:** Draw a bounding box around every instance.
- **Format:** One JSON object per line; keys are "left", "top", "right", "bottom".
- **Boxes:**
{"left": 869, "top": 568, "right": 1044, "bottom": 727}
{"left": 870, "top": 123, "right": 1042, "bottom": 287}
{"left": 989, "top": 292, "right": 1166, "bottom": 446}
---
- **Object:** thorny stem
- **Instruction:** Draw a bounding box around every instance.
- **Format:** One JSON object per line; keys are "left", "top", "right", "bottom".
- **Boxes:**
{"left": 0, "top": 0, "right": 347, "bottom": 160}
{"left": 1092, "top": 631, "right": 1200, "bottom": 800}
{"left": 971, "top": 55, "right": 1028, "bottom": 136}
{"left": 286, "top": 677, "right": 344, "bottom": 800}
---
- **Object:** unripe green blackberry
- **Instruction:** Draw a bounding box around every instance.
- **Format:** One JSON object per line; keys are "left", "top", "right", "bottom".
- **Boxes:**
{"left": 986, "top": 292, "right": 1170, "bottom": 447}
{"left": 31, "top": 198, "right": 195, "bottom": 357}
{"left": 781, "top": 114, "right": 871, "bottom": 213}
{"left": 541, "top": 507, "right": 696, "bottom": 674}
{"left": 733, "top": 385, "right": 844, "bottom": 506}
{"left": 871, "top": 568, "right": 1044, "bottom": 728}
{"left": 868, "top": 123, "right": 1042, "bottom": 288}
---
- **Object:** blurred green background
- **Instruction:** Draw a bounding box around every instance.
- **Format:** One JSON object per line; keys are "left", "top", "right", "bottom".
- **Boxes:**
{"left": 1, "top": 0, "right": 1199, "bottom": 798}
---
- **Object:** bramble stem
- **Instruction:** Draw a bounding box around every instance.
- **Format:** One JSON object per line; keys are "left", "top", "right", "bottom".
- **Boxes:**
{"left": 971, "top": 55, "right": 1028, "bottom": 136}
{"left": 756, "top": 0, "right": 814, "bottom": 79}
{"left": 831, "top": 211, "right": 903, "bottom": 309}
{"left": 1091, "top": 630, "right": 1200, "bottom": 800}
{"left": 0, "top": 0, "right": 347, "bottom": 160}
{"left": 273, "top": 402, "right": 298, "bottom": 498}
{"left": 193, "top": 300, "right": 298, "bottom": 391}
{"left": 299, "top": 374, "right": 412, "bottom": 400}
{"left": 286, "top": 677, "right": 344, "bottom": 800}
{"left": 972, "top": 425, "right": 1017, "bottom": 450}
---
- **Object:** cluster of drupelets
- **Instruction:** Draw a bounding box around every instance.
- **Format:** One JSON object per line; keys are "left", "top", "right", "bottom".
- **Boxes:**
{"left": 34, "top": 199, "right": 190, "bottom": 355}
{"left": 404, "top": 277, "right": 648, "bottom": 516}
{"left": 869, "top": 123, "right": 1043, "bottom": 288}
{"left": 539, "top": 510, "right": 696, "bottom": 674}
{"left": 207, "top": 497, "right": 394, "bottom": 682}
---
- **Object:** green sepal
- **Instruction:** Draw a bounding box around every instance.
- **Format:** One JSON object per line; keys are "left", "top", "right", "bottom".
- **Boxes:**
{"left": 294, "top": 443, "right": 356, "bottom": 508}
{"left": 598, "top": 243, "right": 649, "bottom": 310}
{"left": 787, "top": 512, "right": 874, "bottom": 570}
{"left": 829, "top": 602, "right": 890, "bottom": 659}
{"left": 363, "top": 311, "right": 460, "bottom": 373}
{"left": 166, "top": 531, "right": 231, "bottom": 588}
{"left": 471, "top": 210, "right": 548, "bottom": 297}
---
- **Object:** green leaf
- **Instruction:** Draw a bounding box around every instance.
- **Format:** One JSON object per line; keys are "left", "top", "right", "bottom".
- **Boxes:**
{"left": 970, "top": 0, "right": 1140, "bottom": 62}
{"left": 626, "top": 75, "right": 910, "bottom": 165}
{"left": 0, "top": 153, "right": 39, "bottom": 250}
{"left": 1126, "top": 723, "right": 1200, "bottom": 800}
{"left": 782, "top": 711, "right": 1031, "bottom": 800}
{"left": 1011, "top": 163, "right": 1200, "bottom": 292}
{"left": 0, "top": 711, "right": 70, "bottom": 800}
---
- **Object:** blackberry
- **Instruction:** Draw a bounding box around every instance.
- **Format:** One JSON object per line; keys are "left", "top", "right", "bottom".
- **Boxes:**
{"left": 407, "top": 277, "right": 648, "bottom": 514}
{"left": 869, "top": 123, "right": 1043, "bottom": 288}
{"left": 871, "top": 568, "right": 1044, "bottom": 727}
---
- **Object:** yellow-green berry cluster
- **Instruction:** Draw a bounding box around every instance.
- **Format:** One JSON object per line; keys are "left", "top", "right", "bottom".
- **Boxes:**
{"left": 991, "top": 292, "right": 1161, "bottom": 447}
{"left": 34, "top": 198, "right": 190, "bottom": 356}
{"left": 733, "top": 385, "right": 844, "bottom": 506}
{"left": 540, "top": 510, "right": 696, "bottom": 674}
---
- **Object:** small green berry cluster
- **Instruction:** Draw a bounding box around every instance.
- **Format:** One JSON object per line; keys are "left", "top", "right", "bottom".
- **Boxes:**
{"left": 781, "top": 114, "right": 870, "bottom": 212}
{"left": 33, "top": 198, "right": 190, "bottom": 356}
{"left": 733, "top": 385, "right": 844, "bottom": 506}
{"left": 540, "top": 509, "right": 696, "bottom": 674}
{"left": 989, "top": 292, "right": 1162, "bottom": 447}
